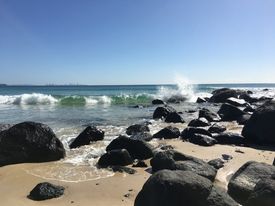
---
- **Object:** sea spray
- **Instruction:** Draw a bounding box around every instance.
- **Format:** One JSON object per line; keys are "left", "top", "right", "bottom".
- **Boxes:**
{"left": 155, "top": 75, "right": 196, "bottom": 102}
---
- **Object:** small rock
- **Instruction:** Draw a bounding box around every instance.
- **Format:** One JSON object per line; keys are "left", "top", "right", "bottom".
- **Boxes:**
{"left": 235, "top": 149, "right": 245, "bottom": 154}
{"left": 208, "top": 158, "right": 225, "bottom": 169}
{"left": 153, "top": 126, "right": 180, "bottom": 139}
{"left": 188, "top": 118, "right": 210, "bottom": 127}
{"left": 28, "top": 182, "right": 64, "bottom": 201}
{"left": 124, "top": 193, "right": 130, "bottom": 198}
{"left": 222, "top": 154, "right": 233, "bottom": 161}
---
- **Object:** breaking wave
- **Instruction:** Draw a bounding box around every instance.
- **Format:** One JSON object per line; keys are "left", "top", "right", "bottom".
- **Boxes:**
{"left": 0, "top": 93, "right": 154, "bottom": 106}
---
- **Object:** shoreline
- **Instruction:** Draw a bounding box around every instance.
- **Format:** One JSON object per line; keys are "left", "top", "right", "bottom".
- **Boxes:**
{"left": 1, "top": 138, "right": 274, "bottom": 206}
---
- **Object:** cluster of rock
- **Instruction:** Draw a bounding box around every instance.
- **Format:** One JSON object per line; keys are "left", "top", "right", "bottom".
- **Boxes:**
{"left": 0, "top": 87, "right": 275, "bottom": 203}
{"left": 134, "top": 148, "right": 275, "bottom": 206}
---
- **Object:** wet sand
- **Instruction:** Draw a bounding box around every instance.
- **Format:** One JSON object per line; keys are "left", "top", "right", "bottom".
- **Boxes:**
{"left": 0, "top": 123, "right": 275, "bottom": 206}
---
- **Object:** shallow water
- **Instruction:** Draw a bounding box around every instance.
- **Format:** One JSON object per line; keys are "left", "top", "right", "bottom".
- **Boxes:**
{"left": 0, "top": 83, "right": 275, "bottom": 181}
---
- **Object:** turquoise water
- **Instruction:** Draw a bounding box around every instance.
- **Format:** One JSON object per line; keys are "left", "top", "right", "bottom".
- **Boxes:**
{"left": 0, "top": 84, "right": 275, "bottom": 129}
{"left": 1, "top": 83, "right": 275, "bottom": 180}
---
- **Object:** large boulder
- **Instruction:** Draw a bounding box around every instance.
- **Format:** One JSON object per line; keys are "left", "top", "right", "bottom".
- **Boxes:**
{"left": 213, "top": 132, "right": 245, "bottom": 145}
{"left": 181, "top": 127, "right": 212, "bottom": 140}
{"left": 218, "top": 103, "right": 246, "bottom": 121}
{"left": 28, "top": 182, "right": 64, "bottom": 201}
{"left": 153, "top": 126, "right": 180, "bottom": 139}
{"left": 206, "top": 186, "right": 239, "bottom": 206}
{"left": 188, "top": 133, "right": 217, "bottom": 146}
{"left": 188, "top": 118, "right": 210, "bottom": 127}
{"left": 69, "top": 126, "right": 104, "bottom": 149}
{"left": 134, "top": 170, "right": 212, "bottom": 206}
{"left": 208, "top": 124, "right": 227, "bottom": 134}
{"left": 126, "top": 124, "right": 150, "bottom": 135}
{"left": 245, "top": 178, "right": 275, "bottom": 206}
{"left": 209, "top": 88, "right": 239, "bottom": 103}
{"left": 199, "top": 108, "right": 221, "bottom": 122}
{"left": 228, "top": 161, "right": 275, "bottom": 204}
{"left": 150, "top": 150, "right": 217, "bottom": 181}
{"left": 0, "top": 122, "right": 65, "bottom": 166}
{"left": 106, "top": 135, "right": 153, "bottom": 160}
{"left": 135, "top": 170, "right": 237, "bottom": 206}
{"left": 97, "top": 149, "right": 133, "bottom": 168}
{"left": 130, "top": 132, "right": 153, "bottom": 141}
{"left": 226, "top": 97, "right": 249, "bottom": 107}
{"left": 153, "top": 106, "right": 176, "bottom": 119}
{"left": 242, "top": 100, "right": 275, "bottom": 145}
{"left": 165, "top": 112, "right": 185, "bottom": 123}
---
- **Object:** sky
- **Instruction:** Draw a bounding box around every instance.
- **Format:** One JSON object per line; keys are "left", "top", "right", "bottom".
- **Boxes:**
{"left": 0, "top": 0, "right": 274, "bottom": 85}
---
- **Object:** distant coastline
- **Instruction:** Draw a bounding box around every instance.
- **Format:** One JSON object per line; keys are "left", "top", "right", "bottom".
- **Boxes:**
{"left": 1, "top": 83, "right": 275, "bottom": 87}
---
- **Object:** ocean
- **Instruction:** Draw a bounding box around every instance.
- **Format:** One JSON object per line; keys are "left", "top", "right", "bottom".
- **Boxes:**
{"left": 0, "top": 83, "right": 275, "bottom": 182}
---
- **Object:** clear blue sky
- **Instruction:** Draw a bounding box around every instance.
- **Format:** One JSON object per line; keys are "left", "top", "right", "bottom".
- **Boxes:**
{"left": 0, "top": 0, "right": 274, "bottom": 85}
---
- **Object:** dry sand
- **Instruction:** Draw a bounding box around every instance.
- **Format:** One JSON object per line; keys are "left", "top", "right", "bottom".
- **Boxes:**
{"left": 0, "top": 123, "right": 275, "bottom": 206}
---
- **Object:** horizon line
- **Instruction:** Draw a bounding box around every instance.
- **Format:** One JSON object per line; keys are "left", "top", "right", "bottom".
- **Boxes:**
{"left": 1, "top": 83, "right": 275, "bottom": 87}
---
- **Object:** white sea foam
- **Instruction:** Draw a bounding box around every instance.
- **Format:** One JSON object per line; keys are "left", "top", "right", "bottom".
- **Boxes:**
{"left": 0, "top": 93, "right": 58, "bottom": 105}
{"left": 155, "top": 75, "right": 198, "bottom": 102}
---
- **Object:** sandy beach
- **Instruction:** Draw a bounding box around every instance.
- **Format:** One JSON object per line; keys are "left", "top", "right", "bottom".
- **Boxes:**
{"left": 1, "top": 125, "right": 274, "bottom": 206}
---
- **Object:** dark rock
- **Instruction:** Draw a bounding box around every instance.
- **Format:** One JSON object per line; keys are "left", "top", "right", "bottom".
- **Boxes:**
{"left": 153, "top": 106, "right": 176, "bottom": 119}
{"left": 133, "top": 160, "right": 148, "bottom": 168}
{"left": 28, "top": 182, "right": 64, "bottom": 201}
{"left": 208, "top": 124, "right": 227, "bottom": 134}
{"left": 188, "top": 118, "right": 210, "bottom": 127}
{"left": 153, "top": 126, "right": 180, "bottom": 139}
{"left": 262, "top": 88, "right": 269, "bottom": 91}
{"left": 222, "top": 154, "right": 233, "bottom": 161}
{"left": 106, "top": 135, "right": 154, "bottom": 160}
{"left": 110, "top": 165, "right": 137, "bottom": 174}
{"left": 246, "top": 178, "right": 275, "bottom": 206}
{"left": 214, "top": 132, "right": 245, "bottom": 145}
{"left": 206, "top": 186, "right": 239, "bottom": 206}
{"left": 126, "top": 124, "right": 150, "bottom": 135}
{"left": 218, "top": 103, "right": 246, "bottom": 121}
{"left": 97, "top": 149, "right": 133, "bottom": 168}
{"left": 189, "top": 134, "right": 217, "bottom": 146}
{"left": 273, "top": 158, "right": 275, "bottom": 166}
{"left": 134, "top": 170, "right": 213, "bottom": 206}
{"left": 0, "top": 122, "right": 65, "bottom": 167}
{"left": 165, "top": 112, "right": 185, "bottom": 123}
{"left": 199, "top": 108, "right": 221, "bottom": 122}
{"left": 237, "top": 114, "right": 251, "bottom": 125}
{"left": 209, "top": 88, "right": 239, "bottom": 103}
{"left": 228, "top": 161, "right": 275, "bottom": 204}
{"left": 69, "top": 126, "right": 104, "bottom": 149}
{"left": 152, "top": 99, "right": 165, "bottom": 105}
{"left": 235, "top": 149, "right": 245, "bottom": 154}
{"left": 242, "top": 100, "right": 275, "bottom": 145}
{"left": 239, "top": 93, "right": 259, "bottom": 104}
{"left": 150, "top": 150, "right": 217, "bottom": 181}
{"left": 181, "top": 127, "right": 212, "bottom": 140}
{"left": 196, "top": 97, "right": 207, "bottom": 103}
{"left": 208, "top": 158, "right": 225, "bottom": 169}
{"left": 130, "top": 132, "right": 153, "bottom": 141}
{"left": 226, "top": 97, "right": 248, "bottom": 107}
